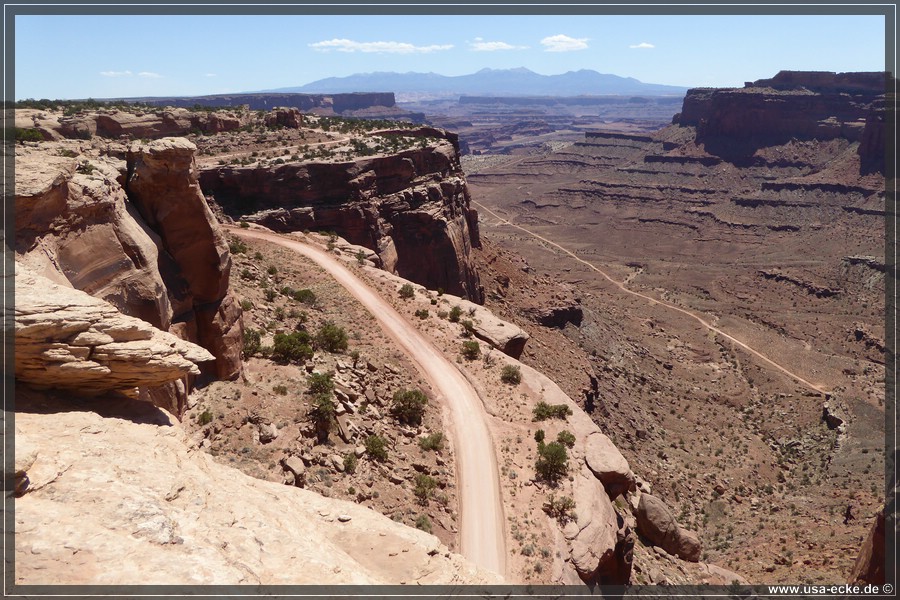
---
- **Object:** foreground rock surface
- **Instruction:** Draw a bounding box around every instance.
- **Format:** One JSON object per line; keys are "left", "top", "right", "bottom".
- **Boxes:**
{"left": 15, "top": 266, "right": 212, "bottom": 402}
{"left": 13, "top": 391, "right": 501, "bottom": 586}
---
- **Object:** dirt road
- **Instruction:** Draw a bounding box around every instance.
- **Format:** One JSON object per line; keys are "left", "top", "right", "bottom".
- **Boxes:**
{"left": 229, "top": 227, "right": 507, "bottom": 577}
{"left": 474, "top": 201, "right": 830, "bottom": 396}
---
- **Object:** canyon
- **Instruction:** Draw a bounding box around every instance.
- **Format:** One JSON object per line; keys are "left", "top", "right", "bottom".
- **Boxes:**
{"left": 11, "top": 69, "right": 889, "bottom": 590}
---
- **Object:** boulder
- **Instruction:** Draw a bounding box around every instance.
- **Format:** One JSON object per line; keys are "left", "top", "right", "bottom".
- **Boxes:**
{"left": 635, "top": 493, "right": 702, "bottom": 562}
{"left": 584, "top": 431, "right": 636, "bottom": 498}
{"left": 442, "top": 295, "right": 529, "bottom": 358}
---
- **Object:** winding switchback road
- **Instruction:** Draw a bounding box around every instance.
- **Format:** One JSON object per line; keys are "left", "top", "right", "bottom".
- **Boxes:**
{"left": 474, "top": 201, "right": 830, "bottom": 396}
{"left": 228, "top": 227, "right": 507, "bottom": 577}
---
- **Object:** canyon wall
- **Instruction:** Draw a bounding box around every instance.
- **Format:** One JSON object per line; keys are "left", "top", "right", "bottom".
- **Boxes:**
{"left": 674, "top": 70, "right": 888, "bottom": 167}
{"left": 15, "top": 136, "right": 243, "bottom": 414}
{"left": 199, "top": 127, "right": 485, "bottom": 302}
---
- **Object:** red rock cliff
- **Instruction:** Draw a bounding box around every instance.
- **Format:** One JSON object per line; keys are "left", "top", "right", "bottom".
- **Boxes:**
{"left": 199, "top": 127, "right": 484, "bottom": 302}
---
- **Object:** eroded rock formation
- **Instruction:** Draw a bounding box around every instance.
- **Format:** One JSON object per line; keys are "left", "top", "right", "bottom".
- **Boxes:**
{"left": 15, "top": 267, "right": 213, "bottom": 407}
{"left": 201, "top": 127, "right": 484, "bottom": 302}
{"left": 15, "top": 136, "right": 243, "bottom": 413}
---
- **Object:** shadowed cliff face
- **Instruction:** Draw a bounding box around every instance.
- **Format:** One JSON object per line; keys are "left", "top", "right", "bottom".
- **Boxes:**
{"left": 199, "top": 127, "right": 485, "bottom": 303}
{"left": 674, "top": 71, "right": 888, "bottom": 170}
{"left": 15, "top": 136, "right": 243, "bottom": 413}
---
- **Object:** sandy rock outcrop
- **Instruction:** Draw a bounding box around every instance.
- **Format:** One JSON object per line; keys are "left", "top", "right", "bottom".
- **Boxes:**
{"left": 13, "top": 392, "right": 501, "bottom": 586}
{"left": 52, "top": 107, "right": 249, "bottom": 140}
{"left": 635, "top": 493, "right": 702, "bottom": 562}
{"left": 15, "top": 267, "right": 213, "bottom": 400}
{"left": 443, "top": 294, "right": 530, "bottom": 358}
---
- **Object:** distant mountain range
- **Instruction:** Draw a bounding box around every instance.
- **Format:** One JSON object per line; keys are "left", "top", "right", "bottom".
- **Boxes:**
{"left": 261, "top": 67, "right": 689, "bottom": 97}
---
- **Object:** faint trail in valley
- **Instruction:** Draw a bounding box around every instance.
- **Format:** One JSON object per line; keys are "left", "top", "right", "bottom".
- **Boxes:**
{"left": 228, "top": 227, "right": 508, "bottom": 578}
{"left": 473, "top": 201, "right": 830, "bottom": 396}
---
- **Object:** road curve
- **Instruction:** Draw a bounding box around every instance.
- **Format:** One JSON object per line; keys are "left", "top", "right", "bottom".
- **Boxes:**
{"left": 474, "top": 201, "right": 830, "bottom": 396}
{"left": 228, "top": 227, "right": 507, "bottom": 577}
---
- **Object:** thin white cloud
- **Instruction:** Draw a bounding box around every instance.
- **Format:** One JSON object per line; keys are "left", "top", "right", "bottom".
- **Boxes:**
{"left": 204, "top": 73, "right": 217, "bottom": 78}
{"left": 470, "top": 40, "right": 528, "bottom": 52}
{"left": 309, "top": 38, "right": 453, "bottom": 54}
{"left": 138, "top": 71, "right": 162, "bottom": 79}
{"left": 100, "top": 70, "right": 133, "bottom": 77}
{"left": 540, "top": 34, "right": 589, "bottom": 52}
{"left": 629, "top": 42, "right": 655, "bottom": 49}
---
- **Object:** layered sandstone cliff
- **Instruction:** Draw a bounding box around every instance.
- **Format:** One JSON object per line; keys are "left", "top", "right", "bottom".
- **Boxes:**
{"left": 673, "top": 70, "right": 888, "bottom": 168}
{"left": 15, "top": 136, "right": 243, "bottom": 413}
{"left": 199, "top": 127, "right": 485, "bottom": 302}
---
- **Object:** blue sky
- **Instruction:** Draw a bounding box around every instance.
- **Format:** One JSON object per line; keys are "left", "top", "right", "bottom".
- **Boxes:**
{"left": 14, "top": 12, "right": 888, "bottom": 100}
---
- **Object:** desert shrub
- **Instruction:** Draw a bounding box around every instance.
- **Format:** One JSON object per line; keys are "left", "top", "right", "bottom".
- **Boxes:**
{"left": 343, "top": 452, "right": 358, "bottom": 474}
{"left": 415, "top": 515, "right": 432, "bottom": 533}
{"left": 399, "top": 283, "right": 415, "bottom": 299}
{"left": 274, "top": 307, "right": 285, "bottom": 320}
{"left": 272, "top": 384, "right": 288, "bottom": 396}
{"left": 271, "top": 331, "right": 314, "bottom": 364}
{"left": 306, "top": 371, "right": 334, "bottom": 397}
{"left": 461, "top": 340, "right": 481, "bottom": 360}
{"left": 391, "top": 389, "right": 428, "bottom": 425}
{"left": 501, "top": 365, "right": 522, "bottom": 385}
{"left": 239, "top": 299, "right": 253, "bottom": 311}
{"left": 15, "top": 127, "right": 44, "bottom": 142}
{"left": 437, "top": 310, "right": 449, "bottom": 319}
{"left": 460, "top": 319, "right": 475, "bottom": 338}
{"left": 228, "top": 238, "right": 247, "bottom": 254}
{"left": 534, "top": 429, "right": 545, "bottom": 443}
{"left": 557, "top": 430, "right": 576, "bottom": 448}
{"left": 197, "top": 409, "right": 214, "bottom": 426}
{"left": 264, "top": 288, "right": 277, "bottom": 302}
{"left": 75, "top": 161, "right": 95, "bottom": 175}
{"left": 535, "top": 441, "right": 569, "bottom": 483}
{"left": 414, "top": 309, "right": 429, "bottom": 320}
{"left": 448, "top": 305, "right": 462, "bottom": 322}
{"left": 292, "top": 288, "right": 317, "bottom": 305}
{"left": 314, "top": 321, "right": 348, "bottom": 353}
{"left": 419, "top": 432, "right": 444, "bottom": 451}
{"left": 532, "top": 401, "right": 572, "bottom": 421}
{"left": 355, "top": 249, "right": 367, "bottom": 265}
{"left": 309, "top": 395, "right": 336, "bottom": 442}
{"left": 267, "top": 265, "right": 278, "bottom": 275}
{"left": 413, "top": 474, "right": 438, "bottom": 504}
{"left": 364, "top": 435, "right": 388, "bottom": 461}
{"left": 239, "top": 220, "right": 250, "bottom": 228}
{"left": 253, "top": 251, "right": 264, "bottom": 260}
{"left": 543, "top": 494, "right": 577, "bottom": 524}
{"left": 242, "top": 328, "right": 262, "bottom": 358}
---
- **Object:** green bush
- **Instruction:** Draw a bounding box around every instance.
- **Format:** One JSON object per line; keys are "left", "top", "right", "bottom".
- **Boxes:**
{"left": 15, "top": 127, "right": 44, "bottom": 142}
{"left": 309, "top": 395, "right": 336, "bottom": 442}
{"left": 413, "top": 473, "right": 438, "bottom": 504}
{"left": 532, "top": 401, "right": 572, "bottom": 421}
{"left": 355, "top": 249, "right": 367, "bottom": 265}
{"left": 460, "top": 319, "right": 475, "bottom": 338}
{"left": 272, "top": 384, "right": 288, "bottom": 396}
{"left": 501, "top": 365, "right": 522, "bottom": 385}
{"left": 242, "top": 328, "right": 262, "bottom": 358}
{"left": 271, "top": 331, "right": 314, "bottom": 364}
{"left": 448, "top": 305, "right": 462, "bottom": 322}
{"left": 534, "top": 429, "right": 545, "bottom": 443}
{"left": 292, "top": 288, "right": 317, "bottom": 305}
{"left": 391, "top": 389, "right": 428, "bottom": 425}
{"left": 415, "top": 514, "right": 432, "bottom": 533}
{"left": 557, "top": 430, "right": 576, "bottom": 448}
{"left": 306, "top": 372, "right": 334, "bottom": 397}
{"left": 535, "top": 441, "right": 569, "bottom": 483}
{"left": 399, "top": 283, "right": 415, "bottom": 299}
{"left": 364, "top": 435, "right": 388, "bottom": 461}
{"left": 461, "top": 340, "right": 481, "bottom": 360}
{"left": 543, "top": 494, "right": 577, "bottom": 524}
{"left": 419, "top": 432, "right": 444, "bottom": 451}
{"left": 197, "top": 409, "right": 214, "bottom": 426}
{"left": 239, "top": 299, "right": 253, "bottom": 311}
{"left": 414, "top": 309, "right": 429, "bottom": 320}
{"left": 314, "top": 321, "right": 348, "bottom": 353}
{"left": 343, "top": 453, "right": 358, "bottom": 474}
